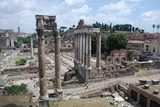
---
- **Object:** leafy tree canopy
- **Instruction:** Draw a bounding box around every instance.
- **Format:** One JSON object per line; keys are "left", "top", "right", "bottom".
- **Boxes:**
{"left": 107, "top": 34, "right": 128, "bottom": 52}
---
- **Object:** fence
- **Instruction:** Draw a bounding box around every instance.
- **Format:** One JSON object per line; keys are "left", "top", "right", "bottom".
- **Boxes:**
{"left": 71, "top": 81, "right": 116, "bottom": 95}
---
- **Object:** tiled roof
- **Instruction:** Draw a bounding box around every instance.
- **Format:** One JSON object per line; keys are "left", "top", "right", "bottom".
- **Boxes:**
{"left": 128, "top": 40, "right": 144, "bottom": 44}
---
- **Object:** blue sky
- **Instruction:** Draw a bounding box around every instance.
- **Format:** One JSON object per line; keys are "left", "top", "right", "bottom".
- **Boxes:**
{"left": 0, "top": 0, "right": 160, "bottom": 33}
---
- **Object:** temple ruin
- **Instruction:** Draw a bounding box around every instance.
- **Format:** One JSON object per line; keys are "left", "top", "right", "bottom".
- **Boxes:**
{"left": 74, "top": 20, "right": 104, "bottom": 82}
{"left": 35, "top": 15, "right": 62, "bottom": 107}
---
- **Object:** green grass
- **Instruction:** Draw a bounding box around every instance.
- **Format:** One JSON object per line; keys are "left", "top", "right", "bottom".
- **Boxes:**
{"left": 11, "top": 55, "right": 29, "bottom": 60}
{"left": 49, "top": 97, "right": 117, "bottom": 107}
{"left": 91, "top": 64, "right": 96, "bottom": 69}
{"left": 0, "top": 55, "right": 6, "bottom": 61}
{"left": 136, "top": 69, "right": 157, "bottom": 77}
{"left": 46, "top": 72, "right": 55, "bottom": 78}
{"left": 0, "top": 93, "right": 37, "bottom": 107}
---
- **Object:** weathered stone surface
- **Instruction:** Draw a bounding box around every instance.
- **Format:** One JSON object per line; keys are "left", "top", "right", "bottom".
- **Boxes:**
{"left": 139, "top": 79, "right": 147, "bottom": 85}
{"left": 153, "top": 90, "right": 159, "bottom": 95}
{"left": 151, "top": 79, "right": 160, "bottom": 85}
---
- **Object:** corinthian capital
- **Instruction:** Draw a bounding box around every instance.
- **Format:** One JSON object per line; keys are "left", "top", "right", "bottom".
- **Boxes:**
{"left": 36, "top": 29, "right": 44, "bottom": 38}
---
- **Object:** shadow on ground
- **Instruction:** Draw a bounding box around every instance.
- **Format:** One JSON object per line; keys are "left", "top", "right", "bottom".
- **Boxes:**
{"left": 2, "top": 104, "right": 23, "bottom": 107}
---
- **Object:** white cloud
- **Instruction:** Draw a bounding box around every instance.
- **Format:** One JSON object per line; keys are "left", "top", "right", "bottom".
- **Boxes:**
{"left": 61, "top": 0, "right": 85, "bottom": 8}
{"left": 126, "top": 0, "right": 143, "bottom": 2}
{"left": 140, "top": 9, "right": 160, "bottom": 24}
{"left": 71, "top": 5, "right": 92, "bottom": 14}
{"left": 97, "top": 0, "right": 134, "bottom": 16}
{"left": 0, "top": 0, "right": 61, "bottom": 33}
{"left": 57, "top": 5, "right": 92, "bottom": 28}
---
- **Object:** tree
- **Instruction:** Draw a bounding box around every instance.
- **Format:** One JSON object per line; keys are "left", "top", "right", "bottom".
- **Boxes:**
{"left": 152, "top": 24, "right": 156, "bottom": 33}
{"left": 140, "top": 29, "right": 145, "bottom": 34}
{"left": 106, "top": 34, "right": 128, "bottom": 52}
{"left": 156, "top": 24, "right": 160, "bottom": 33}
{"left": 110, "top": 23, "right": 112, "bottom": 30}
{"left": 91, "top": 35, "right": 97, "bottom": 54}
{"left": 60, "top": 26, "right": 67, "bottom": 32}
{"left": 132, "top": 27, "right": 135, "bottom": 32}
{"left": 101, "top": 36, "right": 108, "bottom": 54}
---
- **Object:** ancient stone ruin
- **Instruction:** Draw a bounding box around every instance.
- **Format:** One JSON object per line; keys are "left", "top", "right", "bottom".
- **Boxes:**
{"left": 74, "top": 20, "right": 104, "bottom": 82}
{"left": 35, "top": 15, "right": 63, "bottom": 107}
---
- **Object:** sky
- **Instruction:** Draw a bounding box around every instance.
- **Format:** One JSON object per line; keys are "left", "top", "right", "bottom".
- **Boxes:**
{"left": 0, "top": 0, "right": 160, "bottom": 33}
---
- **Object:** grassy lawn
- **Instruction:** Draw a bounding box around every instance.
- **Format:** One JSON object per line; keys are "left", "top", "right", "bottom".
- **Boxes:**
{"left": 11, "top": 55, "right": 30, "bottom": 60}
{"left": 46, "top": 72, "right": 55, "bottom": 78}
{"left": 136, "top": 69, "right": 157, "bottom": 77}
{"left": 47, "top": 76, "right": 85, "bottom": 89}
{"left": 49, "top": 97, "right": 117, "bottom": 107}
{"left": 0, "top": 93, "right": 37, "bottom": 107}
{"left": 0, "top": 55, "right": 6, "bottom": 61}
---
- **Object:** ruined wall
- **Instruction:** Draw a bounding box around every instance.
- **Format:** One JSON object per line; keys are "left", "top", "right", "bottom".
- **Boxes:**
{"left": 2, "top": 67, "right": 38, "bottom": 75}
{"left": 102, "top": 63, "right": 139, "bottom": 78}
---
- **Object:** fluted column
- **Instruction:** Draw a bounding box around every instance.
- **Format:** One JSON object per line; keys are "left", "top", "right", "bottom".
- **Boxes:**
{"left": 84, "top": 33, "right": 88, "bottom": 68}
{"left": 96, "top": 33, "right": 101, "bottom": 71}
{"left": 82, "top": 34, "right": 85, "bottom": 66}
{"left": 54, "top": 29, "right": 62, "bottom": 90}
{"left": 81, "top": 33, "right": 84, "bottom": 65}
{"left": 30, "top": 38, "right": 34, "bottom": 59}
{"left": 79, "top": 34, "right": 81, "bottom": 64}
{"left": 88, "top": 33, "right": 91, "bottom": 69}
{"left": 36, "top": 29, "right": 48, "bottom": 101}
{"left": 74, "top": 34, "right": 77, "bottom": 62}
{"left": 76, "top": 34, "right": 79, "bottom": 63}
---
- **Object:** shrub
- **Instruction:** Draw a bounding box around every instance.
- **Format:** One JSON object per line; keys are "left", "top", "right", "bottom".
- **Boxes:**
{"left": 4, "top": 83, "right": 27, "bottom": 95}
{"left": 16, "top": 58, "right": 27, "bottom": 65}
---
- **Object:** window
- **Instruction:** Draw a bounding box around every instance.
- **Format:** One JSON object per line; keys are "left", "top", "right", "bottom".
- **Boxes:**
{"left": 153, "top": 47, "right": 156, "bottom": 53}
{"left": 146, "top": 45, "right": 149, "bottom": 51}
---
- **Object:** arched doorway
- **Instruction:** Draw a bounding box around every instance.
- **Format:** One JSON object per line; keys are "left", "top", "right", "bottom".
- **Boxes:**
{"left": 114, "top": 58, "right": 120, "bottom": 63}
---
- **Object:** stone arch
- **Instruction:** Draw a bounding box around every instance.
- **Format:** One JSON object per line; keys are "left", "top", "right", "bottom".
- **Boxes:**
{"left": 114, "top": 57, "right": 120, "bottom": 63}
{"left": 108, "top": 58, "right": 112, "bottom": 64}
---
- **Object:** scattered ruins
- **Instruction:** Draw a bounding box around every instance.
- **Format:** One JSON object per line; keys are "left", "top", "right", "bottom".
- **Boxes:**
{"left": 0, "top": 16, "right": 160, "bottom": 107}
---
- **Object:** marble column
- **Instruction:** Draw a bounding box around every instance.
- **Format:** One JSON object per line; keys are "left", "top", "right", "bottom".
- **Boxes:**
{"left": 82, "top": 34, "right": 84, "bottom": 65}
{"left": 30, "top": 38, "right": 34, "bottom": 59}
{"left": 76, "top": 34, "right": 79, "bottom": 63}
{"left": 54, "top": 29, "right": 63, "bottom": 97}
{"left": 79, "top": 34, "right": 81, "bottom": 64}
{"left": 88, "top": 33, "right": 91, "bottom": 69}
{"left": 82, "top": 34, "right": 85, "bottom": 66}
{"left": 96, "top": 33, "right": 101, "bottom": 70}
{"left": 85, "top": 34, "right": 88, "bottom": 68}
{"left": 96, "top": 33, "right": 101, "bottom": 77}
{"left": 36, "top": 29, "right": 49, "bottom": 106}
{"left": 74, "top": 34, "right": 77, "bottom": 63}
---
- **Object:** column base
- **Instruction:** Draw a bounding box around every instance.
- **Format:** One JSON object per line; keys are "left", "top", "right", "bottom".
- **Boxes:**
{"left": 39, "top": 99, "right": 49, "bottom": 107}
{"left": 87, "top": 67, "right": 92, "bottom": 70}
{"left": 39, "top": 95, "right": 49, "bottom": 107}
{"left": 54, "top": 89, "right": 64, "bottom": 98}
{"left": 97, "top": 68, "right": 102, "bottom": 78}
